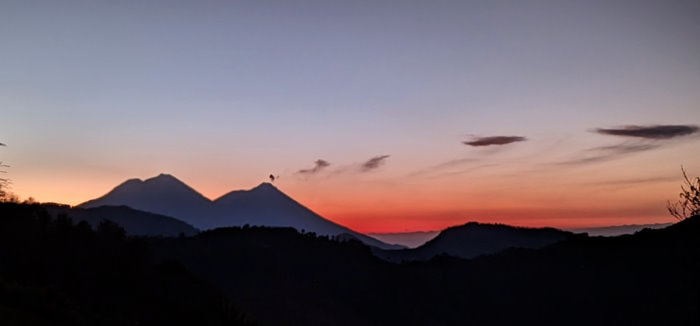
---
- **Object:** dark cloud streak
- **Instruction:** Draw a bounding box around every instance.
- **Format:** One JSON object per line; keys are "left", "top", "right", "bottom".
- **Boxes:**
{"left": 556, "top": 123, "right": 699, "bottom": 165}
{"left": 463, "top": 136, "right": 527, "bottom": 147}
{"left": 361, "top": 155, "right": 390, "bottom": 172}
{"left": 594, "top": 125, "right": 698, "bottom": 139}
{"left": 298, "top": 159, "right": 330, "bottom": 174}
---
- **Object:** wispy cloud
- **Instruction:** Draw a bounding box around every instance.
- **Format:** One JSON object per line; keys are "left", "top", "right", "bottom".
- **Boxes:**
{"left": 556, "top": 123, "right": 699, "bottom": 165}
{"left": 463, "top": 136, "right": 527, "bottom": 147}
{"left": 361, "top": 155, "right": 390, "bottom": 172}
{"left": 556, "top": 142, "right": 660, "bottom": 165}
{"left": 406, "top": 157, "right": 479, "bottom": 178}
{"left": 594, "top": 125, "right": 698, "bottom": 139}
{"left": 424, "top": 163, "right": 500, "bottom": 180}
{"left": 298, "top": 159, "right": 330, "bottom": 174}
{"left": 591, "top": 175, "right": 678, "bottom": 186}
{"left": 432, "top": 158, "right": 479, "bottom": 170}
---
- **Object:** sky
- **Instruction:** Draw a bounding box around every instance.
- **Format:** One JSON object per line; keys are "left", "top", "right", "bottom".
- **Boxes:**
{"left": 1, "top": 0, "right": 699, "bottom": 233}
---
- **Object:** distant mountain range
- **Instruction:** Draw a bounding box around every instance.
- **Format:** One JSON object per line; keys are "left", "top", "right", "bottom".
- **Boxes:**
{"left": 370, "top": 222, "right": 676, "bottom": 248}
{"left": 44, "top": 204, "right": 199, "bottom": 237}
{"left": 76, "top": 173, "right": 675, "bottom": 258}
{"left": 566, "top": 223, "right": 673, "bottom": 237}
{"left": 80, "top": 174, "right": 402, "bottom": 249}
{"left": 374, "top": 222, "right": 576, "bottom": 261}
{"left": 368, "top": 230, "right": 440, "bottom": 248}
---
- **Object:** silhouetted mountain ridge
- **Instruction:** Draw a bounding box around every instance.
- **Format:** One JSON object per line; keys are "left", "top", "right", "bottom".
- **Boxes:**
{"left": 567, "top": 222, "right": 673, "bottom": 236}
{"left": 81, "top": 173, "right": 212, "bottom": 225}
{"left": 2, "top": 202, "right": 698, "bottom": 325}
{"left": 374, "top": 221, "right": 576, "bottom": 261}
{"left": 368, "top": 230, "right": 440, "bottom": 248}
{"left": 80, "top": 175, "right": 402, "bottom": 249}
{"left": 148, "top": 214, "right": 699, "bottom": 325}
{"left": 43, "top": 204, "right": 199, "bottom": 237}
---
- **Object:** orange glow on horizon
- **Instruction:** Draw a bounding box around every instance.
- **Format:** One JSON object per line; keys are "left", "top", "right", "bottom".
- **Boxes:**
{"left": 12, "top": 174, "right": 678, "bottom": 234}
{"left": 6, "top": 142, "right": 695, "bottom": 234}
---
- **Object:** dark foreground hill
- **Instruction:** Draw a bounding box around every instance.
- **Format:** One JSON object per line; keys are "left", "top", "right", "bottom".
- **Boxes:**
{"left": 43, "top": 204, "right": 199, "bottom": 237}
{"left": 1, "top": 202, "right": 698, "bottom": 326}
{"left": 149, "top": 216, "right": 699, "bottom": 326}
{"left": 373, "top": 222, "right": 577, "bottom": 261}
{"left": 0, "top": 202, "right": 255, "bottom": 326}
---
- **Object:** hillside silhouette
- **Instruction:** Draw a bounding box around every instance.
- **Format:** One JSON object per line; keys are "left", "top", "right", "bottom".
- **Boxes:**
{"left": 148, "top": 215, "right": 698, "bottom": 325}
{"left": 1, "top": 201, "right": 698, "bottom": 325}
{"left": 80, "top": 174, "right": 401, "bottom": 249}
{"left": 44, "top": 204, "right": 199, "bottom": 237}
{"left": 0, "top": 202, "right": 254, "bottom": 326}
{"left": 373, "top": 222, "right": 576, "bottom": 261}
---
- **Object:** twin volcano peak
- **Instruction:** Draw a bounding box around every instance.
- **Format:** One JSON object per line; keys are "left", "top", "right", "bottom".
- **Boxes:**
{"left": 146, "top": 173, "right": 182, "bottom": 184}
{"left": 113, "top": 173, "right": 280, "bottom": 203}
{"left": 122, "top": 173, "right": 181, "bottom": 185}
{"left": 79, "top": 173, "right": 287, "bottom": 227}
{"left": 78, "top": 173, "right": 402, "bottom": 250}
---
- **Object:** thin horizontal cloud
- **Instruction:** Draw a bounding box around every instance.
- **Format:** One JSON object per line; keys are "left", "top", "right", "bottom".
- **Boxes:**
{"left": 591, "top": 175, "right": 678, "bottom": 186}
{"left": 425, "top": 163, "right": 500, "bottom": 180}
{"left": 556, "top": 123, "right": 699, "bottom": 166}
{"left": 594, "top": 125, "right": 698, "bottom": 139}
{"left": 298, "top": 159, "right": 330, "bottom": 174}
{"left": 463, "top": 136, "right": 527, "bottom": 147}
{"left": 556, "top": 142, "right": 660, "bottom": 165}
{"left": 406, "top": 157, "right": 479, "bottom": 178}
{"left": 361, "top": 155, "right": 390, "bottom": 172}
{"left": 591, "top": 143, "right": 660, "bottom": 154}
{"left": 433, "top": 157, "right": 479, "bottom": 170}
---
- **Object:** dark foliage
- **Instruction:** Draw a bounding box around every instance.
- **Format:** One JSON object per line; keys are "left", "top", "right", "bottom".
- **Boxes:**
{"left": 0, "top": 142, "right": 8, "bottom": 201}
{"left": 0, "top": 202, "right": 255, "bottom": 326}
{"left": 1, "top": 202, "right": 698, "bottom": 326}
{"left": 150, "top": 218, "right": 700, "bottom": 326}
{"left": 668, "top": 167, "right": 700, "bottom": 220}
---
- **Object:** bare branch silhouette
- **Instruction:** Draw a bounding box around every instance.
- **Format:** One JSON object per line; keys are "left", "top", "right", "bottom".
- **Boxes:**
{"left": 667, "top": 166, "right": 700, "bottom": 220}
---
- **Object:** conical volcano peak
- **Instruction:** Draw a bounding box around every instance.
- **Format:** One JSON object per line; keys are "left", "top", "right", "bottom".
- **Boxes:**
{"left": 80, "top": 173, "right": 212, "bottom": 209}
{"left": 137, "top": 174, "right": 205, "bottom": 196}
{"left": 251, "top": 182, "right": 278, "bottom": 191}
{"left": 144, "top": 173, "right": 181, "bottom": 184}
{"left": 119, "top": 177, "right": 144, "bottom": 186}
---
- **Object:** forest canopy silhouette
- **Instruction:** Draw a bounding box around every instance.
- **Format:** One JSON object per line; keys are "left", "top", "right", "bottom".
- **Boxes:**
{"left": 0, "top": 202, "right": 256, "bottom": 326}
{"left": 1, "top": 199, "right": 698, "bottom": 325}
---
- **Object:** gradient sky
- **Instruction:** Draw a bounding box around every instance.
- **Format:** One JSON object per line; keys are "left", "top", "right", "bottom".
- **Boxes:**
{"left": 2, "top": 0, "right": 700, "bottom": 232}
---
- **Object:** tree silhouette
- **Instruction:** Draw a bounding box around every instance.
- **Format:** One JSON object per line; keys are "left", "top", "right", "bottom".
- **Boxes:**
{"left": 0, "top": 202, "right": 257, "bottom": 325}
{"left": 667, "top": 166, "right": 700, "bottom": 220}
{"left": 0, "top": 141, "right": 8, "bottom": 201}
